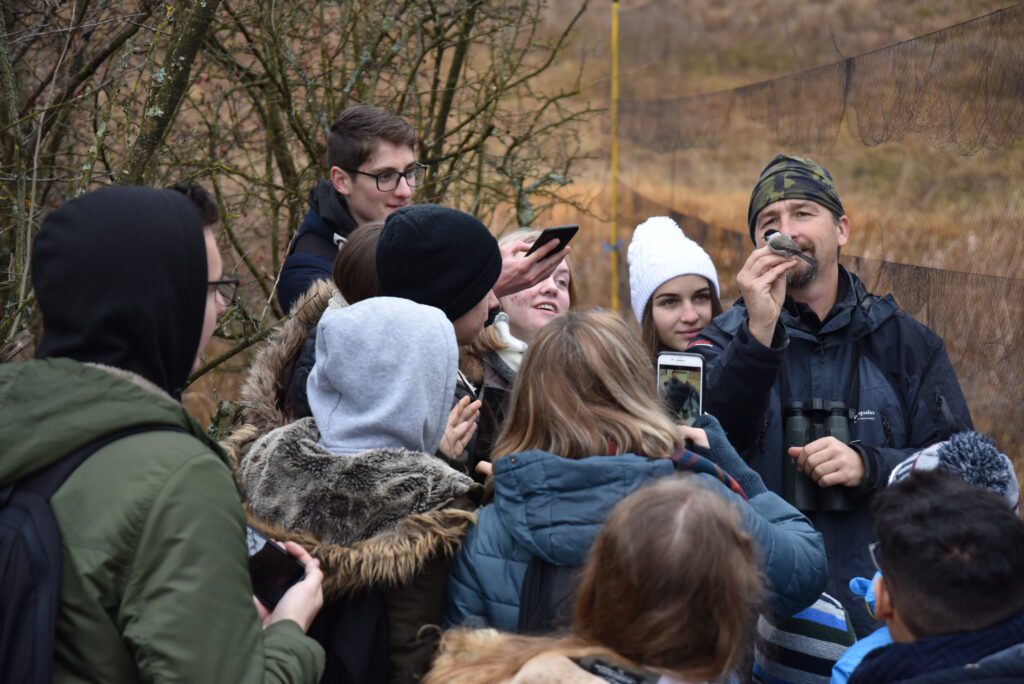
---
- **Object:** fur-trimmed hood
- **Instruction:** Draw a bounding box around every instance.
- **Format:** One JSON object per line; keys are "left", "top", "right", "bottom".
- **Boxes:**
{"left": 238, "top": 417, "right": 479, "bottom": 598}
{"left": 241, "top": 418, "right": 474, "bottom": 547}
{"left": 222, "top": 279, "right": 479, "bottom": 597}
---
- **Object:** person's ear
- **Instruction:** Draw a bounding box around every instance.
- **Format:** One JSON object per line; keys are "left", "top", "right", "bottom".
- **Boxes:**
{"left": 874, "top": 574, "right": 894, "bottom": 621}
{"left": 836, "top": 214, "right": 850, "bottom": 248}
{"left": 330, "top": 166, "right": 353, "bottom": 197}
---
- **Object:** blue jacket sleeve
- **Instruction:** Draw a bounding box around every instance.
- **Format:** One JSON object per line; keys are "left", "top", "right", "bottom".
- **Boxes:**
{"left": 276, "top": 252, "right": 333, "bottom": 314}
{"left": 832, "top": 626, "right": 892, "bottom": 684}
{"left": 855, "top": 339, "right": 973, "bottom": 493}
{"left": 695, "top": 319, "right": 788, "bottom": 454}
{"left": 697, "top": 475, "right": 828, "bottom": 619}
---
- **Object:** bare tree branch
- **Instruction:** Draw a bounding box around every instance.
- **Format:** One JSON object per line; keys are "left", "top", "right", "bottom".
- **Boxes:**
{"left": 120, "top": 0, "right": 222, "bottom": 184}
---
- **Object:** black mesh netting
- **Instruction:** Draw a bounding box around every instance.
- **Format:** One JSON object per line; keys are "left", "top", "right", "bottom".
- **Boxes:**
{"left": 617, "top": 2, "right": 1024, "bottom": 154}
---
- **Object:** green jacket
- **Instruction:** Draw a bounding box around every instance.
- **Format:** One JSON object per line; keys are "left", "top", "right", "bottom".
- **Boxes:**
{"left": 0, "top": 359, "right": 324, "bottom": 684}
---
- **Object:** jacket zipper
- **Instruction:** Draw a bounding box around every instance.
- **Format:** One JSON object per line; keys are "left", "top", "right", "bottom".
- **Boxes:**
{"left": 934, "top": 387, "right": 960, "bottom": 431}
{"left": 758, "top": 411, "right": 770, "bottom": 452}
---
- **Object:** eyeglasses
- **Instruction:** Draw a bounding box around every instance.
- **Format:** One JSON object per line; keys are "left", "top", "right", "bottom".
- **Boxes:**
{"left": 208, "top": 276, "right": 240, "bottom": 304}
{"left": 342, "top": 163, "right": 428, "bottom": 192}
{"left": 868, "top": 541, "right": 882, "bottom": 572}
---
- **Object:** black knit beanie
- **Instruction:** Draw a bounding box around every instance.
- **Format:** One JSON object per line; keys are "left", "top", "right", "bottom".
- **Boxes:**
{"left": 376, "top": 204, "right": 502, "bottom": 321}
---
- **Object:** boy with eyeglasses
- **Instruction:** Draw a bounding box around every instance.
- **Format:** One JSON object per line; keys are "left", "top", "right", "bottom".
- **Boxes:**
{"left": 277, "top": 104, "right": 421, "bottom": 313}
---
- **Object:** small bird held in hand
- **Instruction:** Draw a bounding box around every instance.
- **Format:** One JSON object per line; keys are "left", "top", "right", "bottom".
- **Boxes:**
{"left": 764, "top": 229, "right": 816, "bottom": 266}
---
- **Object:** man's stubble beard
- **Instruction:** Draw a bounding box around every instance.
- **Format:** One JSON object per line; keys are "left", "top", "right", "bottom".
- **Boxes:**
{"left": 787, "top": 246, "right": 840, "bottom": 291}
{"left": 786, "top": 261, "right": 819, "bottom": 290}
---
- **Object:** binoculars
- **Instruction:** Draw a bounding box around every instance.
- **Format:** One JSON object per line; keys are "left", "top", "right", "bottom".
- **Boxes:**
{"left": 782, "top": 399, "right": 855, "bottom": 512}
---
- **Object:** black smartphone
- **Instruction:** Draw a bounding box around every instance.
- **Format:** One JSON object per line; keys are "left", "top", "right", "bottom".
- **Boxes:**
{"left": 246, "top": 526, "right": 306, "bottom": 610}
{"left": 524, "top": 224, "right": 579, "bottom": 256}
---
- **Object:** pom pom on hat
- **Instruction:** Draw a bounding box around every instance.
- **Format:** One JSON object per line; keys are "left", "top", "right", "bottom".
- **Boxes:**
{"left": 627, "top": 216, "right": 719, "bottom": 325}
{"left": 889, "top": 431, "right": 1020, "bottom": 513}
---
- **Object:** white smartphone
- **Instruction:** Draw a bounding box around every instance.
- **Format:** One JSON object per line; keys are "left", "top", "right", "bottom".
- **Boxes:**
{"left": 656, "top": 352, "right": 704, "bottom": 425}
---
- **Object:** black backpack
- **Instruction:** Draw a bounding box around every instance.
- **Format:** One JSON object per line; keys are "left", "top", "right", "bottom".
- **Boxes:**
{"left": 517, "top": 555, "right": 580, "bottom": 635}
{"left": 0, "top": 424, "right": 185, "bottom": 684}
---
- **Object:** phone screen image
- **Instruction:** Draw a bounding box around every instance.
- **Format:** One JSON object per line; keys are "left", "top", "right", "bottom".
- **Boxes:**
{"left": 247, "top": 527, "right": 305, "bottom": 610}
{"left": 657, "top": 364, "right": 703, "bottom": 426}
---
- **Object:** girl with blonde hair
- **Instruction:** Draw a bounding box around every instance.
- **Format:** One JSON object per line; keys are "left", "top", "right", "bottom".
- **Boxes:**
{"left": 461, "top": 228, "right": 576, "bottom": 472}
{"left": 428, "top": 477, "right": 763, "bottom": 684}
{"left": 443, "top": 310, "right": 826, "bottom": 634}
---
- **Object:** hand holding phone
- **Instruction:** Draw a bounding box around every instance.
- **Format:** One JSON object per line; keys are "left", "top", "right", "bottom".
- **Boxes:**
{"left": 247, "top": 526, "right": 307, "bottom": 610}
{"left": 248, "top": 529, "right": 324, "bottom": 633}
{"left": 524, "top": 224, "right": 579, "bottom": 256}
{"left": 494, "top": 225, "right": 576, "bottom": 297}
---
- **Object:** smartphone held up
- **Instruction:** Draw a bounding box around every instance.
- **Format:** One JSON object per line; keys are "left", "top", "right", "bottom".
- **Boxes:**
{"left": 524, "top": 224, "right": 579, "bottom": 256}
{"left": 657, "top": 352, "right": 704, "bottom": 426}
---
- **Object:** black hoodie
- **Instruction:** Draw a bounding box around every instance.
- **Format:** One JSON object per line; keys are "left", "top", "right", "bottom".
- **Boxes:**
{"left": 32, "top": 185, "right": 208, "bottom": 398}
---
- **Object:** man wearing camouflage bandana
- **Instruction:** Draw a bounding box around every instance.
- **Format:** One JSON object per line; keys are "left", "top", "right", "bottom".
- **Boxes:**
{"left": 688, "top": 154, "right": 972, "bottom": 635}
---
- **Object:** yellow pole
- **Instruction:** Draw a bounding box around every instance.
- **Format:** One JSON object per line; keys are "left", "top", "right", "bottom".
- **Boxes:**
{"left": 609, "top": 0, "right": 620, "bottom": 311}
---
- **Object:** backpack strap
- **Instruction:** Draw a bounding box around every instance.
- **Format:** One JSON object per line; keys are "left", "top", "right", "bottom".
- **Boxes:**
{"left": 518, "top": 555, "right": 578, "bottom": 635}
{"left": 292, "top": 231, "right": 340, "bottom": 262}
{"left": 14, "top": 424, "right": 190, "bottom": 501}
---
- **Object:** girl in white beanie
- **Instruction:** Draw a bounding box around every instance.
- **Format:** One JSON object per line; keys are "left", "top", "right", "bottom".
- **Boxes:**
{"left": 627, "top": 216, "right": 722, "bottom": 360}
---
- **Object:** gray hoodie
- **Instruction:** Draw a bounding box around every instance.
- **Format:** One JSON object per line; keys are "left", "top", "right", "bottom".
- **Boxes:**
{"left": 307, "top": 296, "right": 458, "bottom": 455}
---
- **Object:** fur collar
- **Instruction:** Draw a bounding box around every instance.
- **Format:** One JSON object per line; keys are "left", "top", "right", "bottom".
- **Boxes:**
{"left": 238, "top": 418, "right": 478, "bottom": 597}
{"left": 222, "top": 279, "right": 478, "bottom": 596}
{"left": 247, "top": 507, "right": 475, "bottom": 599}
{"left": 240, "top": 418, "right": 474, "bottom": 547}
{"left": 221, "top": 278, "right": 334, "bottom": 469}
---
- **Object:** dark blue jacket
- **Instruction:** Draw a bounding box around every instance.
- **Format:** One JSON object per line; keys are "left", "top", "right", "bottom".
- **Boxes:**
{"left": 909, "top": 645, "right": 1024, "bottom": 684}
{"left": 443, "top": 449, "right": 827, "bottom": 632}
{"left": 849, "top": 610, "right": 1024, "bottom": 684}
{"left": 276, "top": 181, "right": 358, "bottom": 313}
{"left": 689, "top": 267, "right": 972, "bottom": 636}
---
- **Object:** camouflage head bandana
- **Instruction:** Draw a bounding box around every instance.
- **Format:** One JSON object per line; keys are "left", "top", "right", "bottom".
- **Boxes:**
{"left": 746, "top": 154, "right": 845, "bottom": 243}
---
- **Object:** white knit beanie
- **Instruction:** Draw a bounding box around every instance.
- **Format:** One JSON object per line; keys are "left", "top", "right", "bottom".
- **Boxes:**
{"left": 627, "top": 216, "right": 719, "bottom": 324}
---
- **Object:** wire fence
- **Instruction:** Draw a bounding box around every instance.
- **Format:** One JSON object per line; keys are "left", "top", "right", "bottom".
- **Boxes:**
{"left": 618, "top": 2, "right": 1024, "bottom": 154}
